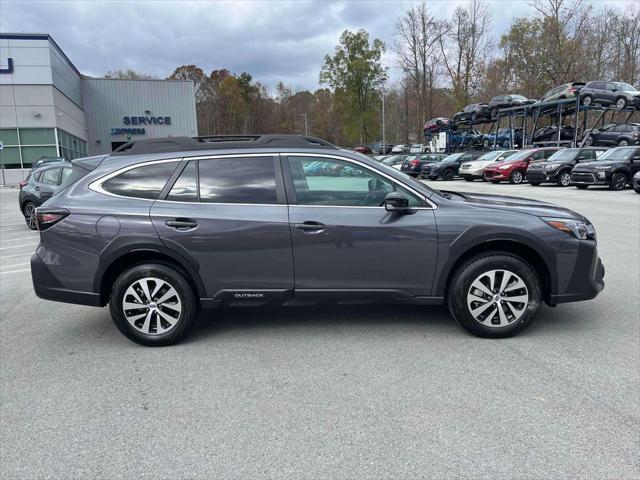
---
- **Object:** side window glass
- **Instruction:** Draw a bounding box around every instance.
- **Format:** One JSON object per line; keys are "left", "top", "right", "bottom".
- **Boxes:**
{"left": 199, "top": 156, "right": 277, "bottom": 204}
{"left": 61, "top": 168, "right": 73, "bottom": 183}
{"left": 33, "top": 171, "right": 43, "bottom": 182}
{"left": 40, "top": 168, "right": 60, "bottom": 186}
{"left": 167, "top": 161, "right": 198, "bottom": 202}
{"left": 103, "top": 161, "right": 178, "bottom": 199}
{"left": 287, "top": 156, "right": 422, "bottom": 207}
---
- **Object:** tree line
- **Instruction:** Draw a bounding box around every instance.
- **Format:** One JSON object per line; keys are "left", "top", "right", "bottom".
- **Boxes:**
{"left": 106, "top": 0, "right": 640, "bottom": 147}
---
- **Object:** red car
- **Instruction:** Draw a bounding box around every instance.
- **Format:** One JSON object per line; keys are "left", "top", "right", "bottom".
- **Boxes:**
{"left": 354, "top": 145, "right": 373, "bottom": 154}
{"left": 423, "top": 117, "right": 451, "bottom": 133}
{"left": 483, "top": 147, "right": 562, "bottom": 184}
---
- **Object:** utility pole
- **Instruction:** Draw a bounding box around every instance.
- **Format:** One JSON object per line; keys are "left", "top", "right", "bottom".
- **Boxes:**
{"left": 299, "top": 113, "right": 308, "bottom": 136}
{"left": 381, "top": 89, "right": 386, "bottom": 154}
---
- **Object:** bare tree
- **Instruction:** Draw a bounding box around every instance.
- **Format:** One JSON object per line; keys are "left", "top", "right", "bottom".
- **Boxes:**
{"left": 394, "top": 3, "right": 445, "bottom": 138}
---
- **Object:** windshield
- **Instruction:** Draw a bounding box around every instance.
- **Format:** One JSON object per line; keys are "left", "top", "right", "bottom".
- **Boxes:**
{"left": 596, "top": 148, "right": 636, "bottom": 162}
{"left": 440, "top": 153, "right": 465, "bottom": 162}
{"left": 546, "top": 149, "right": 579, "bottom": 161}
{"left": 498, "top": 149, "right": 532, "bottom": 162}
{"left": 382, "top": 155, "right": 404, "bottom": 165}
{"left": 511, "top": 95, "right": 527, "bottom": 100}
{"left": 615, "top": 82, "right": 637, "bottom": 92}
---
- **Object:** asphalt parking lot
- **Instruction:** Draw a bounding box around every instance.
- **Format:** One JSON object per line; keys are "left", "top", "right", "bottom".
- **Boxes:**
{"left": 1, "top": 182, "right": 639, "bottom": 479}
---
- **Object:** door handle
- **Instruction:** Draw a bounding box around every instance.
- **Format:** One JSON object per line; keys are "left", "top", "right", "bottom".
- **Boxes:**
{"left": 165, "top": 219, "right": 198, "bottom": 230}
{"left": 294, "top": 221, "right": 325, "bottom": 232}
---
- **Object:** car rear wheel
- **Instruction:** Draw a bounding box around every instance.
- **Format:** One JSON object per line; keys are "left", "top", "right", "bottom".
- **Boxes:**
{"left": 557, "top": 171, "right": 572, "bottom": 187}
{"left": 448, "top": 253, "right": 541, "bottom": 338}
{"left": 609, "top": 173, "right": 627, "bottom": 191}
{"left": 110, "top": 263, "right": 198, "bottom": 346}
{"left": 529, "top": 181, "right": 541, "bottom": 186}
{"left": 576, "top": 185, "right": 588, "bottom": 189}
{"left": 618, "top": 139, "right": 629, "bottom": 147}
{"left": 582, "top": 95, "right": 593, "bottom": 106}
{"left": 464, "top": 177, "right": 474, "bottom": 182}
{"left": 615, "top": 97, "right": 627, "bottom": 109}
{"left": 22, "top": 202, "right": 37, "bottom": 230}
{"left": 509, "top": 170, "right": 525, "bottom": 184}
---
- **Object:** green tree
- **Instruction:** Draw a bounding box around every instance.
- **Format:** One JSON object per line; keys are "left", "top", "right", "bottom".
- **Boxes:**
{"left": 320, "top": 29, "right": 387, "bottom": 145}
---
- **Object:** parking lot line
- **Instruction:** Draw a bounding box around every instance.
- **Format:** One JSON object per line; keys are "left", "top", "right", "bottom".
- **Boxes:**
{"left": 1, "top": 251, "right": 35, "bottom": 259}
{"left": 0, "top": 243, "right": 39, "bottom": 251}
{"left": 0, "top": 268, "right": 31, "bottom": 275}
{"left": 0, "top": 263, "right": 28, "bottom": 269}
{"left": 1, "top": 234, "right": 37, "bottom": 242}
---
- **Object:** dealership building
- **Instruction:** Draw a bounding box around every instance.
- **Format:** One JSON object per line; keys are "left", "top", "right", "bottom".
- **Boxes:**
{"left": 0, "top": 33, "right": 197, "bottom": 170}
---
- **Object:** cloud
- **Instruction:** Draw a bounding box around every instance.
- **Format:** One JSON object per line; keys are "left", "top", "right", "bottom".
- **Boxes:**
{"left": 0, "top": 0, "right": 632, "bottom": 92}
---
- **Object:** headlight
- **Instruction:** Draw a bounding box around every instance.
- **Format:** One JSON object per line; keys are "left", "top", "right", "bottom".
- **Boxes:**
{"left": 545, "top": 163, "right": 559, "bottom": 170}
{"left": 498, "top": 164, "right": 511, "bottom": 170}
{"left": 542, "top": 217, "right": 596, "bottom": 240}
{"left": 595, "top": 165, "right": 612, "bottom": 170}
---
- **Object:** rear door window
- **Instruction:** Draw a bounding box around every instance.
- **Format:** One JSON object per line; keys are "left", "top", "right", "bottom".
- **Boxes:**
{"left": 198, "top": 156, "right": 277, "bottom": 204}
{"left": 40, "top": 168, "right": 61, "bottom": 186}
{"left": 102, "top": 161, "right": 178, "bottom": 199}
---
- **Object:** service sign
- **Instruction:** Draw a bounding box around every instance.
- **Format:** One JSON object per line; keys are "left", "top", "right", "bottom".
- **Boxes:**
{"left": 111, "top": 115, "right": 172, "bottom": 135}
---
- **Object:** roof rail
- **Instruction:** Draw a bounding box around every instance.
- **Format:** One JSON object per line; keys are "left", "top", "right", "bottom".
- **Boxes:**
{"left": 110, "top": 134, "right": 339, "bottom": 155}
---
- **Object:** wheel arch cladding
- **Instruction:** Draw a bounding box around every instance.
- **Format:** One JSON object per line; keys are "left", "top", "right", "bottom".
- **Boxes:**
{"left": 97, "top": 248, "right": 206, "bottom": 306}
{"left": 437, "top": 233, "right": 554, "bottom": 302}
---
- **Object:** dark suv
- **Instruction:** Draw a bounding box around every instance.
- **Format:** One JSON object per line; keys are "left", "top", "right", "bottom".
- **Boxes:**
{"left": 453, "top": 104, "right": 491, "bottom": 123}
{"left": 580, "top": 81, "right": 640, "bottom": 109}
{"left": 421, "top": 151, "right": 487, "bottom": 180}
{"left": 19, "top": 162, "right": 75, "bottom": 229}
{"left": 31, "top": 135, "right": 604, "bottom": 346}
{"left": 400, "top": 153, "right": 447, "bottom": 177}
{"left": 571, "top": 146, "right": 640, "bottom": 190}
{"left": 526, "top": 147, "right": 606, "bottom": 187}
{"left": 584, "top": 123, "right": 640, "bottom": 147}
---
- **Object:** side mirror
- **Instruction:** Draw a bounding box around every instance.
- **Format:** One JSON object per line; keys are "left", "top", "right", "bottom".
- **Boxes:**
{"left": 384, "top": 191, "right": 410, "bottom": 212}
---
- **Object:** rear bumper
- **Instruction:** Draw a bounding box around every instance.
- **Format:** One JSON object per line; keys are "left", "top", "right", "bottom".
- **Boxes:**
{"left": 31, "top": 253, "right": 103, "bottom": 307}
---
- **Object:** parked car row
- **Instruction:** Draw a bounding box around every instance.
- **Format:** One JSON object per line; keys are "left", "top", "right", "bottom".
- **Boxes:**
{"left": 385, "top": 145, "right": 640, "bottom": 192}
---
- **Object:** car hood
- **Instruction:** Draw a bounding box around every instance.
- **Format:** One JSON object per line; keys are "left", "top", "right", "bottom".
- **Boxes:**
{"left": 573, "top": 161, "right": 622, "bottom": 171}
{"left": 462, "top": 159, "right": 498, "bottom": 168}
{"left": 449, "top": 191, "right": 586, "bottom": 220}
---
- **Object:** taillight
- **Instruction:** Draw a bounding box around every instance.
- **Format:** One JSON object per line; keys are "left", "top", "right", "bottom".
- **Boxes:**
{"left": 570, "top": 88, "right": 576, "bottom": 93}
{"left": 35, "top": 208, "right": 69, "bottom": 231}
{"left": 410, "top": 160, "right": 420, "bottom": 166}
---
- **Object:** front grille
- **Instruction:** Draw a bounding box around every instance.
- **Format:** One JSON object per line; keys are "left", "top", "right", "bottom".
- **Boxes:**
{"left": 526, "top": 171, "right": 546, "bottom": 181}
{"left": 484, "top": 170, "right": 495, "bottom": 178}
{"left": 422, "top": 166, "right": 432, "bottom": 174}
{"left": 571, "top": 172, "right": 596, "bottom": 184}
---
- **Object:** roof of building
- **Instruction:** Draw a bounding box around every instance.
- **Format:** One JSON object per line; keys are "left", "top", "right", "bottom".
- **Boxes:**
{"left": 0, "top": 33, "right": 82, "bottom": 77}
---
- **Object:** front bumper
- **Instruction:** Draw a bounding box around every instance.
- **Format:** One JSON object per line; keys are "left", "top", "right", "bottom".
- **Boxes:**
{"left": 526, "top": 169, "right": 558, "bottom": 183}
{"left": 483, "top": 169, "right": 507, "bottom": 181}
{"left": 571, "top": 171, "right": 609, "bottom": 186}
{"left": 31, "top": 252, "right": 103, "bottom": 307}
{"left": 549, "top": 245, "right": 605, "bottom": 304}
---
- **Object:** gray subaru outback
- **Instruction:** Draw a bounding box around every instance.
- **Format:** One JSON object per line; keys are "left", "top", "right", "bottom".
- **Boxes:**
{"left": 31, "top": 135, "right": 604, "bottom": 346}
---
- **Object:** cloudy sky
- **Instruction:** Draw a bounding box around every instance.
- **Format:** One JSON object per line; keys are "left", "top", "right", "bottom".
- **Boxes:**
{"left": 1, "top": 0, "right": 635, "bottom": 92}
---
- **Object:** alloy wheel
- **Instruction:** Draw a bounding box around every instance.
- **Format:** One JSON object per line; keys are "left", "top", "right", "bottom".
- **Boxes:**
{"left": 511, "top": 171, "right": 523, "bottom": 184}
{"left": 582, "top": 96, "right": 592, "bottom": 106}
{"left": 23, "top": 203, "right": 36, "bottom": 229}
{"left": 559, "top": 172, "right": 571, "bottom": 186}
{"left": 616, "top": 98, "right": 626, "bottom": 109}
{"left": 619, "top": 140, "right": 629, "bottom": 147}
{"left": 122, "top": 277, "right": 182, "bottom": 335}
{"left": 466, "top": 269, "right": 529, "bottom": 327}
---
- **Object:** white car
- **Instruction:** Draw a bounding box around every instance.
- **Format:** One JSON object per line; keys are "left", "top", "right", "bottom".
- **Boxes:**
{"left": 459, "top": 150, "right": 517, "bottom": 181}
{"left": 409, "top": 144, "right": 424, "bottom": 153}
{"left": 391, "top": 144, "right": 408, "bottom": 153}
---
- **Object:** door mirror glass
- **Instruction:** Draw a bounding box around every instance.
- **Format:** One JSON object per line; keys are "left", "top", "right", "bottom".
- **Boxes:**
{"left": 384, "top": 192, "right": 410, "bottom": 212}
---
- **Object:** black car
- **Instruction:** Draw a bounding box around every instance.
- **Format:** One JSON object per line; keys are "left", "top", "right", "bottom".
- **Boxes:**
{"left": 487, "top": 94, "right": 535, "bottom": 117}
{"left": 422, "top": 151, "right": 487, "bottom": 180}
{"left": 581, "top": 81, "right": 640, "bottom": 109}
{"left": 381, "top": 154, "right": 409, "bottom": 168}
{"left": 633, "top": 171, "right": 640, "bottom": 193}
{"left": 532, "top": 125, "right": 576, "bottom": 143}
{"left": 526, "top": 147, "right": 606, "bottom": 187}
{"left": 571, "top": 146, "right": 640, "bottom": 190}
{"left": 378, "top": 144, "right": 394, "bottom": 154}
{"left": 31, "top": 134, "right": 604, "bottom": 345}
{"left": 584, "top": 123, "right": 640, "bottom": 147}
{"left": 18, "top": 162, "right": 75, "bottom": 229}
{"left": 400, "top": 153, "right": 448, "bottom": 177}
{"left": 453, "top": 104, "right": 491, "bottom": 123}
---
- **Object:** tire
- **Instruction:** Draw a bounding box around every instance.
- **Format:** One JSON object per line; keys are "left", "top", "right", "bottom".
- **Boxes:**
{"left": 22, "top": 201, "right": 37, "bottom": 230}
{"left": 584, "top": 135, "right": 594, "bottom": 146}
{"left": 509, "top": 170, "right": 525, "bottom": 184}
{"left": 582, "top": 95, "right": 593, "bottom": 106}
{"left": 576, "top": 185, "right": 588, "bottom": 189}
{"left": 442, "top": 169, "right": 455, "bottom": 181}
{"left": 483, "top": 139, "right": 490, "bottom": 149}
{"left": 556, "top": 170, "right": 572, "bottom": 187}
{"left": 447, "top": 253, "right": 541, "bottom": 338}
{"left": 491, "top": 107, "right": 498, "bottom": 118}
{"left": 615, "top": 97, "right": 627, "bottom": 109}
{"left": 609, "top": 172, "right": 627, "bottom": 191}
{"left": 618, "top": 139, "right": 629, "bottom": 147}
{"left": 529, "top": 181, "right": 541, "bottom": 186}
{"left": 109, "top": 263, "right": 198, "bottom": 346}
{"left": 464, "top": 177, "right": 474, "bottom": 182}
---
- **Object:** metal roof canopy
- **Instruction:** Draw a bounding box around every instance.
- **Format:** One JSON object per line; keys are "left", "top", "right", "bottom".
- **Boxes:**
{"left": 110, "top": 135, "right": 339, "bottom": 156}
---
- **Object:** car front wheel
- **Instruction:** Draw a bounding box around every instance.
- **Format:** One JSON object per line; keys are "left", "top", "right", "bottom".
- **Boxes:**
{"left": 110, "top": 263, "right": 198, "bottom": 346}
{"left": 615, "top": 97, "right": 627, "bottom": 109}
{"left": 448, "top": 253, "right": 541, "bottom": 338}
{"left": 509, "top": 170, "right": 525, "bottom": 184}
{"left": 618, "top": 139, "right": 629, "bottom": 147}
{"left": 609, "top": 173, "right": 627, "bottom": 191}
{"left": 22, "top": 201, "right": 37, "bottom": 230}
{"left": 557, "top": 171, "right": 572, "bottom": 187}
{"left": 442, "top": 169, "right": 455, "bottom": 181}
{"left": 582, "top": 95, "right": 593, "bottom": 106}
